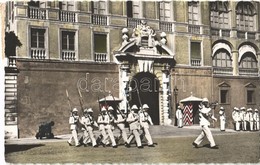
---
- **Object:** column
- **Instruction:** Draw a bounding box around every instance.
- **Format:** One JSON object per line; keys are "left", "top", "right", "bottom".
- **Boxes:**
{"left": 162, "top": 68, "right": 171, "bottom": 125}
{"left": 120, "top": 64, "right": 130, "bottom": 113}
{"left": 232, "top": 50, "right": 239, "bottom": 76}
{"left": 257, "top": 52, "right": 260, "bottom": 76}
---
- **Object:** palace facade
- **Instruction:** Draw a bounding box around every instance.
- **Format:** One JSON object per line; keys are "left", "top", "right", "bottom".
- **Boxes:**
{"left": 4, "top": 1, "right": 260, "bottom": 138}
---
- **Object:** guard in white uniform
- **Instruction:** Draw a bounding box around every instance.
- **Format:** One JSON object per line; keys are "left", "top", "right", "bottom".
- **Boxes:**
{"left": 139, "top": 104, "right": 155, "bottom": 147}
{"left": 253, "top": 109, "right": 259, "bottom": 131}
{"left": 104, "top": 106, "right": 117, "bottom": 148}
{"left": 232, "top": 107, "right": 241, "bottom": 131}
{"left": 219, "top": 107, "right": 226, "bottom": 131}
{"left": 114, "top": 107, "right": 128, "bottom": 145}
{"left": 126, "top": 105, "right": 143, "bottom": 148}
{"left": 67, "top": 108, "right": 80, "bottom": 147}
{"left": 192, "top": 98, "right": 218, "bottom": 149}
{"left": 82, "top": 108, "right": 98, "bottom": 147}
{"left": 176, "top": 106, "right": 183, "bottom": 128}
{"left": 240, "top": 107, "right": 247, "bottom": 131}
{"left": 97, "top": 107, "right": 109, "bottom": 147}
{"left": 246, "top": 108, "right": 254, "bottom": 131}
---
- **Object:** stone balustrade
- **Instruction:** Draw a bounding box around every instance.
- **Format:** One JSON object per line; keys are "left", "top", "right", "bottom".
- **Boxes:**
{"left": 31, "top": 48, "right": 46, "bottom": 59}
{"left": 94, "top": 53, "right": 107, "bottom": 62}
{"left": 61, "top": 50, "right": 76, "bottom": 61}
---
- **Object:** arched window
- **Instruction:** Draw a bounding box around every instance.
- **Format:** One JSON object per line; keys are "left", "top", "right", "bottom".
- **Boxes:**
{"left": 239, "top": 53, "right": 257, "bottom": 69}
{"left": 236, "top": 2, "right": 255, "bottom": 31}
{"left": 210, "top": 1, "right": 229, "bottom": 28}
{"left": 213, "top": 50, "right": 232, "bottom": 67}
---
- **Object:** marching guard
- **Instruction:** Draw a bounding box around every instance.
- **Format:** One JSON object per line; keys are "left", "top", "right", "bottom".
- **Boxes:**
{"left": 176, "top": 106, "right": 183, "bottom": 128}
{"left": 114, "top": 107, "right": 128, "bottom": 145}
{"left": 82, "top": 108, "right": 98, "bottom": 147}
{"left": 126, "top": 105, "right": 143, "bottom": 148}
{"left": 105, "top": 106, "right": 117, "bottom": 148}
{"left": 97, "top": 107, "right": 109, "bottom": 147}
{"left": 192, "top": 98, "right": 218, "bottom": 149}
{"left": 67, "top": 108, "right": 80, "bottom": 147}
{"left": 139, "top": 104, "right": 155, "bottom": 147}
{"left": 247, "top": 108, "right": 254, "bottom": 131}
{"left": 232, "top": 107, "right": 241, "bottom": 131}
{"left": 219, "top": 107, "right": 226, "bottom": 131}
{"left": 253, "top": 109, "right": 259, "bottom": 131}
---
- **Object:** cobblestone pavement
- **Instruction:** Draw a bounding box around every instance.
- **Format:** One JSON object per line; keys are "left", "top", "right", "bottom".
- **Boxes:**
{"left": 6, "top": 125, "right": 254, "bottom": 145}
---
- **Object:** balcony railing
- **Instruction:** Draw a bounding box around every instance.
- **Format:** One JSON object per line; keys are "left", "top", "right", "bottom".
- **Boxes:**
{"left": 94, "top": 53, "right": 107, "bottom": 62}
{"left": 239, "top": 68, "right": 258, "bottom": 77}
{"left": 7, "top": 56, "right": 16, "bottom": 67}
{"left": 191, "top": 58, "right": 201, "bottom": 66}
{"left": 188, "top": 25, "right": 200, "bottom": 34}
{"left": 127, "top": 18, "right": 142, "bottom": 28}
{"left": 61, "top": 50, "right": 76, "bottom": 61}
{"left": 213, "top": 67, "right": 233, "bottom": 75}
{"left": 31, "top": 48, "right": 46, "bottom": 59}
{"left": 92, "top": 14, "right": 107, "bottom": 25}
{"left": 28, "top": 6, "right": 46, "bottom": 19}
{"left": 59, "top": 10, "right": 76, "bottom": 22}
{"left": 211, "top": 28, "right": 219, "bottom": 36}
{"left": 159, "top": 21, "right": 173, "bottom": 32}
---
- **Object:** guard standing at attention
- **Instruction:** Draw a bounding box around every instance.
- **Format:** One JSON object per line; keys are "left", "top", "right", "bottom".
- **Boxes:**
{"left": 67, "top": 108, "right": 80, "bottom": 147}
{"left": 232, "top": 107, "right": 241, "bottom": 131}
{"left": 176, "top": 106, "right": 183, "bottom": 128}
{"left": 219, "top": 107, "right": 226, "bottom": 131}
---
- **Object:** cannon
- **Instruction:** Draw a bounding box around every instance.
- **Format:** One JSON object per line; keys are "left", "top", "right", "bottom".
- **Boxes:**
{"left": 35, "top": 121, "right": 55, "bottom": 139}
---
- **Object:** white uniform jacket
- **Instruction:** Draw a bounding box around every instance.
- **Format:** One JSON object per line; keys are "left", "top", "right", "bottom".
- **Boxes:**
{"left": 139, "top": 111, "right": 153, "bottom": 128}
{"left": 126, "top": 111, "right": 140, "bottom": 130}
{"left": 176, "top": 109, "right": 183, "bottom": 119}
{"left": 82, "top": 115, "right": 98, "bottom": 131}
{"left": 97, "top": 114, "right": 106, "bottom": 130}
{"left": 232, "top": 111, "right": 241, "bottom": 122}
{"left": 199, "top": 106, "right": 212, "bottom": 126}
{"left": 114, "top": 113, "right": 126, "bottom": 124}
{"left": 69, "top": 115, "right": 79, "bottom": 130}
{"left": 253, "top": 113, "right": 259, "bottom": 122}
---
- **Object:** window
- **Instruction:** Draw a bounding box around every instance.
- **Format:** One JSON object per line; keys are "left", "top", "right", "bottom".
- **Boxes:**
{"left": 213, "top": 50, "right": 232, "bottom": 67}
{"left": 190, "top": 42, "right": 201, "bottom": 66}
{"left": 91, "top": 1, "right": 107, "bottom": 14}
{"left": 159, "top": 1, "right": 171, "bottom": 21}
{"left": 236, "top": 2, "right": 255, "bottom": 31}
{"left": 210, "top": 1, "right": 229, "bottom": 28}
{"left": 31, "top": 28, "right": 45, "bottom": 48}
{"left": 59, "top": 1, "right": 75, "bottom": 11}
{"left": 218, "top": 82, "right": 230, "bottom": 104}
{"left": 220, "top": 90, "right": 228, "bottom": 104}
{"left": 62, "top": 31, "right": 75, "bottom": 51}
{"left": 239, "top": 53, "right": 257, "bottom": 69}
{"left": 188, "top": 1, "right": 199, "bottom": 25}
{"left": 30, "top": 28, "right": 46, "bottom": 59}
{"left": 94, "top": 33, "right": 107, "bottom": 62}
{"left": 247, "top": 90, "right": 254, "bottom": 104}
{"left": 126, "top": 1, "right": 141, "bottom": 18}
{"left": 127, "top": 1, "right": 133, "bottom": 17}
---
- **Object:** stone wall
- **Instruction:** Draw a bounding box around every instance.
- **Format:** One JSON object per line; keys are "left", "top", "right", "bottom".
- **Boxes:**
{"left": 16, "top": 59, "right": 119, "bottom": 138}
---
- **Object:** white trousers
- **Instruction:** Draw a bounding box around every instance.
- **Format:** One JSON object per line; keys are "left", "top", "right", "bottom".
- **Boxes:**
{"left": 127, "top": 129, "right": 142, "bottom": 147}
{"left": 105, "top": 127, "right": 116, "bottom": 146}
{"left": 235, "top": 121, "right": 240, "bottom": 131}
{"left": 142, "top": 127, "right": 153, "bottom": 145}
{"left": 194, "top": 125, "right": 216, "bottom": 147}
{"left": 220, "top": 120, "right": 225, "bottom": 131}
{"left": 249, "top": 121, "right": 254, "bottom": 131}
{"left": 255, "top": 121, "right": 259, "bottom": 130}
{"left": 68, "top": 129, "right": 79, "bottom": 146}
{"left": 177, "top": 119, "right": 183, "bottom": 128}
{"left": 242, "top": 121, "right": 247, "bottom": 131}
{"left": 117, "top": 123, "right": 128, "bottom": 143}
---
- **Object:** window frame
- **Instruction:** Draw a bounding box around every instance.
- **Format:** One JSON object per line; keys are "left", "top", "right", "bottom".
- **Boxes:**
{"left": 59, "top": 29, "right": 78, "bottom": 60}
{"left": 29, "top": 26, "right": 48, "bottom": 58}
{"left": 159, "top": 1, "right": 172, "bottom": 22}
{"left": 188, "top": 1, "right": 200, "bottom": 25}
{"left": 218, "top": 82, "right": 230, "bottom": 105}
{"left": 190, "top": 41, "right": 202, "bottom": 66}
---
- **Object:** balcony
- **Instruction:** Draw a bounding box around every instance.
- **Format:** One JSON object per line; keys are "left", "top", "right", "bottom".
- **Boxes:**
{"left": 127, "top": 18, "right": 142, "bottom": 28}
{"left": 213, "top": 67, "right": 233, "bottom": 75}
{"left": 59, "top": 10, "right": 76, "bottom": 22}
{"left": 239, "top": 68, "right": 258, "bottom": 77}
{"left": 31, "top": 48, "right": 46, "bottom": 59}
{"left": 94, "top": 53, "right": 107, "bottom": 62}
{"left": 28, "top": 6, "right": 47, "bottom": 19}
{"left": 159, "top": 21, "right": 173, "bottom": 32}
{"left": 188, "top": 25, "right": 200, "bottom": 34}
{"left": 61, "top": 50, "right": 76, "bottom": 61}
{"left": 190, "top": 58, "right": 201, "bottom": 66}
{"left": 7, "top": 56, "right": 16, "bottom": 67}
{"left": 92, "top": 14, "right": 107, "bottom": 26}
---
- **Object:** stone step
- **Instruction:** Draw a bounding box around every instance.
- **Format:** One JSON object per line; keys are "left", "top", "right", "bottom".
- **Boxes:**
{"left": 5, "top": 96, "right": 17, "bottom": 101}
{"left": 5, "top": 75, "right": 17, "bottom": 80}
{"left": 5, "top": 101, "right": 16, "bottom": 106}
{"left": 5, "top": 79, "right": 17, "bottom": 84}
{"left": 5, "top": 88, "right": 17, "bottom": 92}
{"left": 5, "top": 83, "right": 17, "bottom": 88}
{"left": 5, "top": 108, "right": 17, "bottom": 113}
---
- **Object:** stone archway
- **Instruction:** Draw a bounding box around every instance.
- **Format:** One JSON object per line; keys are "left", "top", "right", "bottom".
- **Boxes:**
{"left": 129, "top": 72, "right": 160, "bottom": 125}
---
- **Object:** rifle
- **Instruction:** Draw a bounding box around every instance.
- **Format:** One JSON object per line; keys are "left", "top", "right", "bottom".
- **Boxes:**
{"left": 98, "top": 96, "right": 105, "bottom": 120}
{"left": 77, "top": 88, "right": 85, "bottom": 114}
{"left": 111, "top": 93, "right": 125, "bottom": 119}
{"left": 66, "top": 89, "right": 72, "bottom": 112}
{"left": 104, "top": 95, "right": 113, "bottom": 121}
{"left": 136, "top": 86, "right": 146, "bottom": 118}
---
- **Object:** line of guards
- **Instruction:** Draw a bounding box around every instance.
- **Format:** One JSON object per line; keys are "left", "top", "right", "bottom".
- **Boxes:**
{"left": 232, "top": 107, "right": 260, "bottom": 131}
{"left": 67, "top": 104, "right": 155, "bottom": 148}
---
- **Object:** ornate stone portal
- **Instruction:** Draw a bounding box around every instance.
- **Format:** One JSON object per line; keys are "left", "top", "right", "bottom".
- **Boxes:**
{"left": 114, "top": 20, "right": 175, "bottom": 125}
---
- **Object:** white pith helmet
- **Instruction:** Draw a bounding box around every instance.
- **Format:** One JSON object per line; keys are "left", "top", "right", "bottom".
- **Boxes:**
{"left": 202, "top": 98, "right": 209, "bottom": 103}
{"left": 131, "top": 105, "right": 138, "bottom": 110}
{"left": 142, "top": 104, "right": 149, "bottom": 109}
{"left": 101, "top": 107, "right": 106, "bottom": 111}
{"left": 87, "top": 108, "right": 93, "bottom": 113}
{"left": 108, "top": 106, "right": 114, "bottom": 111}
{"left": 72, "top": 108, "right": 78, "bottom": 112}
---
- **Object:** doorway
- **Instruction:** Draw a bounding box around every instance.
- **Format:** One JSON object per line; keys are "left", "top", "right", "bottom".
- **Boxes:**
{"left": 129, "top": 72, "right": 160, "bottom": 125}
